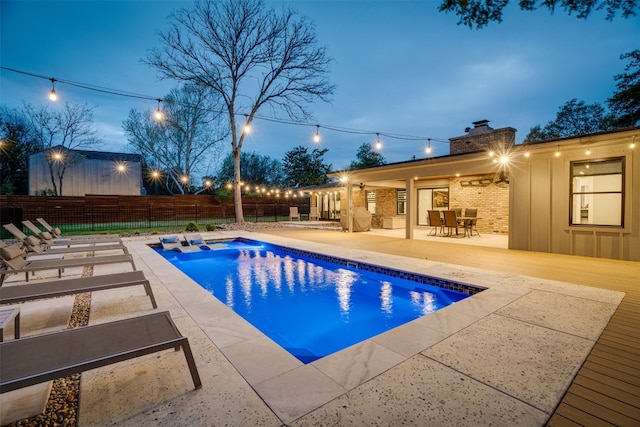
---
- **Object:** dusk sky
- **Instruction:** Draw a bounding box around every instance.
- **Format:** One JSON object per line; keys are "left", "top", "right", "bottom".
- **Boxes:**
{"left": 1, "top": 1, "right": 638, "bottom": 175}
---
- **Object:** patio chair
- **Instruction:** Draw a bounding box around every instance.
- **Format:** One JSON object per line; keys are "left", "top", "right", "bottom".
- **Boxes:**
{"left": 0, "top": 270, "right": 157, "bottom": 309}
{"left": 442, "top": 210, "right": 459, "bottom": 236}
{"left": 36, "top": 218, "right": 115, "bottom": 241}
{"left": 427, "top": 210, "right": 444, "bottom": 236}
{"left": 289, "top": 206, "right": 301, "bottom": 221}
{"left": 0, "top": 311, "right": 202, "bottom": 393}
{"left": 21, "top": 221, "right": 121, "bottom": 245}
{"left": 0, "top": 244, "right": 136, "bottom": 285}
{"left": 309, "top": 206, "right": 319, "bottom": 221}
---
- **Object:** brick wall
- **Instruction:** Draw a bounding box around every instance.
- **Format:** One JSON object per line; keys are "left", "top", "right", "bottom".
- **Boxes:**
{"left": 449, "top": 176, "right": 509, "bottom": 234}
{"left": 374, "top": 189, "right": 397, "bottom": 218}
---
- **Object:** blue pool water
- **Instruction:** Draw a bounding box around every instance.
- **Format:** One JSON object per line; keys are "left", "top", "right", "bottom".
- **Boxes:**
{"left": 155, "top": 239, "right": 473, "bottom": 363}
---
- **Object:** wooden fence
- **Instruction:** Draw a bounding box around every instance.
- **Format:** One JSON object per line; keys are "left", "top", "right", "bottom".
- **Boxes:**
{"left": 0, "top": 195, "right": 310, "bottom": 237}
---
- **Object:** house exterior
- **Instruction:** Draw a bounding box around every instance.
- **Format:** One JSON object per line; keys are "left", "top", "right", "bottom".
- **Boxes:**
{"left": 29, "top": 147, "right": 143, "bottom": 196}
{"left": 328, "top": 123, "right": 639, "bottom": 261}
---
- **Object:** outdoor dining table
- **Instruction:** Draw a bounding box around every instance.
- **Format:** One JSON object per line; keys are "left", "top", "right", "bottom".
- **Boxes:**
{"left": 457, "top": 217, "right": 480, "bottom": 238}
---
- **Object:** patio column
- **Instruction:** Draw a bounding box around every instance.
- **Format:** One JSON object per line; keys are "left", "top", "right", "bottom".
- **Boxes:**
{"left": 346, "top": 182, "right": 353, "bottom": 233}
{"left": 405, "top": 177, "right": 415, "bottom": 239}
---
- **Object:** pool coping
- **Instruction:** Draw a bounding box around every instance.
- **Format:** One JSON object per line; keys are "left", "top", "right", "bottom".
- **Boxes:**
{"left": 130, "top": 230, "right": 625, "bottom": 424}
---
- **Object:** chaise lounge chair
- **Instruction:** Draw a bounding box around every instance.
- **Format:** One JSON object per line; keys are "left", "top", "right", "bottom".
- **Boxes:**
{"left": 20, "top": 221, "right": 121, "bottom": 246}
{"left": 160, "top": 235, "right": 188, "bottom": 251}
{"left": 36, "top": 218, "right": 117, "bottom": 241}
{"left": 184, "top": 234, "right": 212, "bottom": 250}
{"left": 0, "top": 244, "right": 136, "bottom": 285}
{"left": 0, "top": 270, "right": 157, "bottom": 309}
{"left": 0, "top": 311, "right": 202, "bottom": 393}
{"left": 2, "top": 234, "right": 128, "bottom": 257}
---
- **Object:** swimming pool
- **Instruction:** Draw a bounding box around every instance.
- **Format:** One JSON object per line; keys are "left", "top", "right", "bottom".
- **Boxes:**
{"left": 155, "top": 238, "right": 482, "bottom": 363}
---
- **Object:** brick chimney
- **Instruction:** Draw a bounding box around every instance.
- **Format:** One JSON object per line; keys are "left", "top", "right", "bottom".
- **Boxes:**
{"left": 449, "top": 120, "right": 516, "bottom": 155}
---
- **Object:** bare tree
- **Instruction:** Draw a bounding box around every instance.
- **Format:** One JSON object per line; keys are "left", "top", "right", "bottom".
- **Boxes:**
{"left": 22, "top": 102, "right": 101, "bottom": 196}
{"left": 146, "top": 0, "right": 334, "bottom": 222}
{"left": 123, "top": 84, "right": 227, "bottom": 194}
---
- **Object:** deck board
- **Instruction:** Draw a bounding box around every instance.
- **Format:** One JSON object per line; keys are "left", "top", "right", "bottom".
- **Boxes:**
{"left": 559, "top": 393, "right": 638, "bottom": 426}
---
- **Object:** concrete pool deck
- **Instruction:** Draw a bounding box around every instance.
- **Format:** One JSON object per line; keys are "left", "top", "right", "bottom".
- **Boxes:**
{"left": 0, "top": 228, "right": 633, "bottom": 426}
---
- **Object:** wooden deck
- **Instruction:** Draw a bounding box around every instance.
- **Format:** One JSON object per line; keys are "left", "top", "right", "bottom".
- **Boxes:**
{"left": 260, "top": 228, "right": 640, "bottom": 426}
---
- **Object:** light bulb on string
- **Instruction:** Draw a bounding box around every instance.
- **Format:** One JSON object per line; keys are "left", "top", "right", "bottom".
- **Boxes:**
{"left": 48, "top": 78, "right": 58, "bottom": 101}
{"left": 313, "top": 125, "right": 321, "bottom": 143}
{"left": 242, "top": 115, "right": 251, "bottom": 134}
{"left": 425, "top": 138, "right": 432, "bottom": 155}
{"left": 555, "top": 145, "right": 561, "bottom": 157}
{"left": 586, "top": 144, "right": 591, "bottom": 155}
{"left": 154, "top": 99, "right": 164, "bottom": 122}
{"left": 375, "top": 133, "right": 382, "bottom": 150}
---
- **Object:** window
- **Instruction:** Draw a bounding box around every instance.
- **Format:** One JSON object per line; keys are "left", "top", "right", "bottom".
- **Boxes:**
{"left": 366, "top": 190, "right": 376, "bottom": 214}
{"left": 397, "top": 190, "right": 406, "bottom": 215}
{"left": 417, "top": 188, "right": 448, "bottom": 225}
{"left": 570, "top": 157, "right": 624, "bottom": 226}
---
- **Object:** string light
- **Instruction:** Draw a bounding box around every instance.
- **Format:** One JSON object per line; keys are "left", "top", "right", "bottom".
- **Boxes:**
{"left": 555, "top": 145, "right": 561, "bottom": 157}
{"left": 3, "top": 66, "right": 452, "bottom": 151}
{"left": 154, "top": 99, "right": 164, "bottom": 121}
{"left": 631, "top": 136, "right": 636, "bottom": 149}
{"left": 586, "top": 144, "right": 591, "bottom": 155}
{"left": 425, "top": 138, "right": 432, "bottom": 155}
{"left": 49, "top": 78, "right": 58, "bottom": 101}
{"left": 243, "top": 115, "right": 251, "bottom": 134}
{"left": 375, "top": 133, "right": 382, "bottom": 150}
{"left": 313, "top": 125, "right": 321, "bottom": 143}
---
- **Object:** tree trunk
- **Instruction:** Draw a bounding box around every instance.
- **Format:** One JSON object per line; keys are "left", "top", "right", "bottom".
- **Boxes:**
{"left": 233, "top": 152, "right": 244, "bottom": 223}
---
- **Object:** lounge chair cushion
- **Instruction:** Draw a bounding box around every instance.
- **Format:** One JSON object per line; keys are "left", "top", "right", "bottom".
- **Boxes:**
{"left": 24, "top": 236, "right": 40, "bottom": 247}
{"left": 0, "top": 246, "right": 23, "bottom": 261}
{"left": 189, "top": 237, "right": 204, "bottom": 245}
{"left": 160, "top": 236, "right": 180, "bottom": 244}
{"left": 39, "top": 232, "right": 53, "bottom": 240}
{"left": 53, "top": 227, "right": 62, "bottom": 236}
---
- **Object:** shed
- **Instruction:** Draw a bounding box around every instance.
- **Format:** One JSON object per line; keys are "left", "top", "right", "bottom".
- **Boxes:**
{"left": 29, "top": 146, "right": 143, "bottom": 196}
